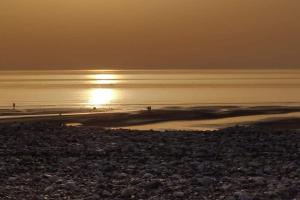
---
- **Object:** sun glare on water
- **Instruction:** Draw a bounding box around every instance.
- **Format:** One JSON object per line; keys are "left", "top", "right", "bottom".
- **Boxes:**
{"left": 89, "top": 88, "right": 116, "bottom": 106}
{"left": 91, "top": 74, "right": 119, "bottom": 85}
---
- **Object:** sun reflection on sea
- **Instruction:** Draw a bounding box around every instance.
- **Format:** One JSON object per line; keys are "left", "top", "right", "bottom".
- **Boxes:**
{"left": 91, "top": 74, "right": 119, "bottom": 85}
{"left": 89, "top": 88, "right": 116, "bottom": 107}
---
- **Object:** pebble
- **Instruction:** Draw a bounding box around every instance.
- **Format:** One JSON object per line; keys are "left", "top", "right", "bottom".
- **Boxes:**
{"left": 173, "top": 191, "right": 185, "bottom": 198}
{"left": 144, "top": 179, "right": 163, "bottom": 189}
{"left": 44, "top": 185, "right": 56, "bottom": 193}
{"left": 233, "top": 191, "right": 254, "bottom": 200}
{"left": 64, "top": 181, "right": 77, "bottom": 190}
{"left": 121, "top": 187, "right": 135, "bottom": 198}
{"left": 196, "top": 176, "right": 216, "bottom": 186}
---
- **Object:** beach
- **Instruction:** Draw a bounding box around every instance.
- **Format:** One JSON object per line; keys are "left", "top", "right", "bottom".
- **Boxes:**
{"left": 0, "top": 122, "right": 299, "bottom": 199}
{"left": 1, "top": 70, "right": 300, "bottom": 199}
{"left": 2, "top": 1, "right": 300, "bottom": 199}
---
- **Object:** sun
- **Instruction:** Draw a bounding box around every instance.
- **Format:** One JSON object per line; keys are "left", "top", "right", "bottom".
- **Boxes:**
{"left": 89, "top": 88, "right": 115, "bottom": 106}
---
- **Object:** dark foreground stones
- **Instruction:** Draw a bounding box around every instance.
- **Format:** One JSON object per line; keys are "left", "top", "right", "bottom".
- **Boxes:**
{"left": 0, "top": 122, "right": 299, "bottom": 199}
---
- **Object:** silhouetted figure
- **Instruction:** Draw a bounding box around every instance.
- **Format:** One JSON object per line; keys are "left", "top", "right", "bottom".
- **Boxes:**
{"left": 93, "top": 107, "right": 97, "bottom": 111}
{"left": 147, "top": 106, "right": 152, "bottom": 111}
{"left": 12, "top": 103, "right": 16, "bottom": 110}
{"left": 58, "top": 112, "right": 63, "bottom": 127}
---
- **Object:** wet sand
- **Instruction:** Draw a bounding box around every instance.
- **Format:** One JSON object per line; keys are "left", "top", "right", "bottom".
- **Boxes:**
{"left": 0, "top": 107, "right": 110, "bottom": 116}
{"left": 126, "top": 112, "right": 300, "bottom": 131}
{"left": 1, "top": 106, "right": 300, "bottom": 130}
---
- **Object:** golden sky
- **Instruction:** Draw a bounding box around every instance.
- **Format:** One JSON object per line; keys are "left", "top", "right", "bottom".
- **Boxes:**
{"left": 0, "top": 0, "right": 300, "bottom": 69}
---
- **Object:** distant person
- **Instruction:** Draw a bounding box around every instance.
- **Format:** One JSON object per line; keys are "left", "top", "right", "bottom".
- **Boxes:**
{"left": 12, "top": 103, "right": 16, "bottom": 110}
{"left": 58, "top": 112, "right": 63, "bottom": 127}
{"left": 147, "top": 106, "right": 152, "bottom": 111}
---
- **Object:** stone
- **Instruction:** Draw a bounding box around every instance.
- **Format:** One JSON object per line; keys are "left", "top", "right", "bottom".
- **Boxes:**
{"left": 250, "top": 176, "right": 265, "bottom": 186}
{"left": 64, "top": 180, "right": 77, "bottom": 190}
{"left": 8, "top": 177, "right": 17, "bottom": 182}
{"left": 102, "top": 190, "right": 112, "bottom": 197}
{"left": 248, "top": 161, "right": 260, "bottom": 167}
{"left": 220, "top": 183, "right": 232, "bottom": 191}
{"left": 116, "top": 172, "right": 127, "bottom": 179}
{"left": 233, "top": 191, "right": 254, "bottom": 200}
{"left": 43, "top": 174, "right": 53, "bottom": 179}
{"left": 143, "top": 173, "right": 153, "bottom": 179}
{"left": 44, "top": 185, "right": 56, "bottom": 193}
{"left": 196, "top": 176, "right": 216, "bottom": 186}
{"left": 144, "top": 179, "right": 163, "bottom": 189}
{"left": 173, "top": 191, "right": 185, "bottom": 198}
{"left": 121, "top": 187, "right": 135, "bottom": 198}
{"left": 90, "top": 194, "right": 100, "bottom": 200}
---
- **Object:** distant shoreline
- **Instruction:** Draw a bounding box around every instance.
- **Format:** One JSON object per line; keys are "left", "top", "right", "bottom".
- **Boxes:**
{"left": 1, "top": 68, "right": 300, "bottom": 71}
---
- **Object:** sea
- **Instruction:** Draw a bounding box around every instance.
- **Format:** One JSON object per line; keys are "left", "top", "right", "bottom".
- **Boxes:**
{"left": 0, "top": 69, "right": 300, "bottom": 110}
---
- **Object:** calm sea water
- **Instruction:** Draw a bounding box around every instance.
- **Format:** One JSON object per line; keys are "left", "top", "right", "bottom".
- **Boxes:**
{"left": 0, "top": 69, "right": 300, "bottom": 110}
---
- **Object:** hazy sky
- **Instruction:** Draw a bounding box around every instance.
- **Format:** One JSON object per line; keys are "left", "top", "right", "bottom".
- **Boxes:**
{"left": 0, "top": 0, "right": 300, "bottom": 70}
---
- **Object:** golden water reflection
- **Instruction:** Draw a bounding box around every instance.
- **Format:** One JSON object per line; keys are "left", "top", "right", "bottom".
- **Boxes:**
{"left": 89, "top": 88, "right": 116, "bottom": 106}
{"left": 90, "top": 74, "right": 119, "bottom": 85}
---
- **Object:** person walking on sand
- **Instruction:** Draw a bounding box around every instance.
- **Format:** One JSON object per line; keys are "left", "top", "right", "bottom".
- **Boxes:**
{"left": 12, "top": 103, "right": 16, "bottom": 110}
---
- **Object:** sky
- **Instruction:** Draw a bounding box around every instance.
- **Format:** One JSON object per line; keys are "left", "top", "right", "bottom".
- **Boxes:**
{"left": 0, "top": 0, "right": 300, "bottom": 70}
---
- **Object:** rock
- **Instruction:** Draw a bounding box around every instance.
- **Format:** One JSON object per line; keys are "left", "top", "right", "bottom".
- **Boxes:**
{"left": 128, "top": 165, "right": 136, "bottom": 169}
{"left": 220, "top": 183, "right": 232, "bottom": 191}
{"left": 102, "top": 190, "right": 111, "bottom": 197}
{"left": 173, "top": 191, "right": 185, "bottom": 198}
{"left": 44, "top": 185, "right": 56, "bottom": 193}
{"left": 116, "top": 172, "right": 127, "bottom": 179}
{"left": 43, "top": 174, "right": 57, "bottom": 182}
{"left": 264, "top": 165, "right": 272, "bottom": 174}
{"left": 121, "top": 187, "right": 135, "bottom": 198}
{"left": 55, "top": 178, "right": 64, "bottom": 184}
{"left": 143, "top": 173, "right": 153, "bottom": 179}
{"left": 43, "top": 174, "right": 53, "bottom": 179}
{"left": 250, "top": 176, "right": 265, "bottom": 186}
{"left": 144, "top": 179, "right": 163, "bottom": 189}
{"left": 248, "top": 161, "right": 261, "bottom": 167}
{"left": 233, "top": 191, "right": 254, "bottom": 200}
{"left": 196, "top": 176, "right": 216, "bottom": 186}
{"left": 90, "top": 194, "right": 100, "bottom": 200}
{"left": 194, "top": 186, "right": 207, "bottom": 193}
{"left": 64, "top": 180, "right": 77, "bottom": 190}
{"left": 8, "top": 177, "right": 17, "bottom": 182}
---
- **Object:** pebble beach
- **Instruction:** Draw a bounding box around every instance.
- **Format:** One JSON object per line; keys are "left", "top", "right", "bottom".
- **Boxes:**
{"left": 0, "top": 122, "right": 299, "bottom": 200}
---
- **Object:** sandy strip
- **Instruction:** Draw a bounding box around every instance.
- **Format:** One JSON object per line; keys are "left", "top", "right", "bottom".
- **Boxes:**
{"left": 1, "top": 106, "right": 300, "bottom": 130}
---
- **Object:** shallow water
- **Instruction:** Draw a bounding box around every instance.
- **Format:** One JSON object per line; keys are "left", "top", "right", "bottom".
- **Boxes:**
{"left": 123, "top": 112, "right": 300, "bottom": 131}
{"left": 0, "top": 69, "right": 300, "bottom": 110}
